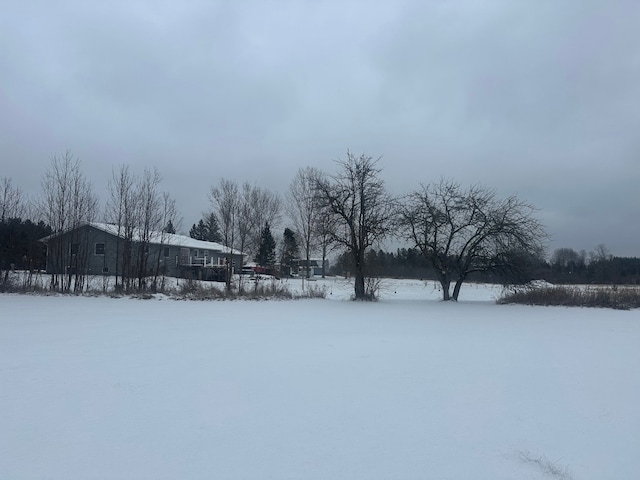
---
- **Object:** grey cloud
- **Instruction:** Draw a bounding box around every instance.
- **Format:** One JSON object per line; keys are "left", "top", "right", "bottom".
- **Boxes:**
{"left": 1, "top": 0, "right": 639, "bottom": 256}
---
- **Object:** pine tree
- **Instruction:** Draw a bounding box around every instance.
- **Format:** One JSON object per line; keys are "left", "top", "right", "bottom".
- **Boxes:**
{"left": 189, "top": 220, "right": 207, "bottom": 242}
{"left": 203, "top": 212, "right": 222, "bottom": 243}
{"left": 281, "top": 227, "right": 299, "bottom": 275}
{"left": 189, "top": 220, "right": 208, "bottom": 241}
{"left": 164, "top": 220, "right": 176, "bottom": 234}
{"left": 255, "top": 222, "right": 276, "bottom": 268}
{"left": 189, "top": 214, "right": 222, "bottom": 243}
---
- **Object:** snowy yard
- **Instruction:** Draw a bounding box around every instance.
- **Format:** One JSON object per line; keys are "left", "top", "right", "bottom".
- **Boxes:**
{"left": 1, "top": 279, "right": 639, "bottom": 479}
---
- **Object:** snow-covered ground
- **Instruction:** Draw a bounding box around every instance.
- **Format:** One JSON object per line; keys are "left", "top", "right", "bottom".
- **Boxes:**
{"left": 1, "top": 278, "right": 639, "bottom": 479}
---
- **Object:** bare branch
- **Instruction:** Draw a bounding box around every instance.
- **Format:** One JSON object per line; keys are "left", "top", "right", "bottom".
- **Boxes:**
{"left": 399, "top": 179, "right": 547, "bottom": 300}
{"left": 314, "top": 152, "right": 395, "bottom": 299}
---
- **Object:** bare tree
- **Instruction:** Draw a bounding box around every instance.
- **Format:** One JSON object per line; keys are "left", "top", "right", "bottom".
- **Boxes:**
{"left": 106, "top": 164, "right": 137, "bottom": 291}
{"left": 247, "top": 185, "right": 281, "bottom": 258}
{"left": 0, "top": 177, "right": 27, "bottom": 289}
{"left": 0, "top": 177, "right": 25, "bottom": 222}
{"left": 399, "top": 179, "right": 547, "bottom": 301}
{"left": 287, "top": 167, "right": 321, "bottom": 285}
{"left": 550, "top": 247, "right": 586, "bottom": 281}
{"left": 210, "top": 178, "right": 239, "bottom": 291}
{"left": 106, "top": 165, "right": 175, "bottom": 292}
{"left": 68, "top": 160, "right": 98, "bottom": 292}
{"left": 39, "top": 151, "right": 97, "bottom": 291}
{"left": 237, "top": 182, "right": 254, "bottom": 259}
{"left": 587, "top": 243, "right": 613, "bottom": 283}
{"left": 153, "top": 191, "right": 178, "bottom": 291}
{"left": 551, "top": 248, "right": 582, "bottom": 269}
{"left": 315, "top": 152, "right": 395, "bottom": 300}
{"left": 312, "top": 172, "right": 339, "bottom": 278}
{"left": 135, "top": 167, "right": 162, "bottom": 290}
{"left": 590, "top": 243, "right": 612, "bottom": 263}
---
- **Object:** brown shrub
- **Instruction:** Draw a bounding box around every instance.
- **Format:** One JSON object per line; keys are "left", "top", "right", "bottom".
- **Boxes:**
{"left": 498, "top": 285, "right": 640, "bottom": 310}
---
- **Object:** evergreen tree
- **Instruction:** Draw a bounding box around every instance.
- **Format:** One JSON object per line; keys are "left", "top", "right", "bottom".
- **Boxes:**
{"left": 0, "top": 218, "right": 52, "bottom": 275}
{"left": 255, "top": 222, "right": 276, "bottom": 268}
{"left": 203, "top": 212, "right": 222, "bottom": 243}
{"left": 164, "top": 220, "right": 176, "bottom": 234}
{"left": 189, "top": 220, "right": 208, "bottom": 241}
{"left": 189, "top": 213, "right": 222, "bottom": 243}
{"left": 281, "top": 228, "right": 299, "bottom": 267}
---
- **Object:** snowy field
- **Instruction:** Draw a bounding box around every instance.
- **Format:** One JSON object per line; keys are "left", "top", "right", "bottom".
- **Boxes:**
{"left": 1, "top": 278, "right": 639, "bottom": 479}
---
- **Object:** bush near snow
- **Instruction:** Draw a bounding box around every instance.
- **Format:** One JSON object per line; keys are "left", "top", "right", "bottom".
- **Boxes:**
{"left": 498, "top": 284, "right": 640, "bottom": 310}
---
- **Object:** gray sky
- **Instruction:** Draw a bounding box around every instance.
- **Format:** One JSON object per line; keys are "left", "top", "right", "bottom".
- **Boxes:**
{"left": 1, "top": 0, "right": 639, "bottom": 257}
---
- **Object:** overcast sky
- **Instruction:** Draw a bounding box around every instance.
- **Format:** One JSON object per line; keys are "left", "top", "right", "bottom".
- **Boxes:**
{"left": 1, "top": 0, "right": 639, "bottom": 256}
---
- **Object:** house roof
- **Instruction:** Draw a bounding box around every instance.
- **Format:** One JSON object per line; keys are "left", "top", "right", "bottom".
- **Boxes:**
{"left": 40, "top": 222, "right": 245, "bottom": 257}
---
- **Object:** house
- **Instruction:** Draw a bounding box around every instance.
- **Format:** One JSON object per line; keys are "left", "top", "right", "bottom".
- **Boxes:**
{"left": 40, "top": 222, "right": 245, "bottom": 282}
{"left": 294, "top": 259, "right": 326, "bottom": 278}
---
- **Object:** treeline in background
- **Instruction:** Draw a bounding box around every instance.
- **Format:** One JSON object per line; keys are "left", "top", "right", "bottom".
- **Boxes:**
{"left": 332, "top": 246, "right": 640, "bottom": 286}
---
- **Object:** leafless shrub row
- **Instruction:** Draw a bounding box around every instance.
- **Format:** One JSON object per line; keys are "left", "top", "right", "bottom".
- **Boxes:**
{"left": 175, "top": 278, "right": 326, "bottom": 300}
{"left": 1, "top": 270, "right": 326, "bottom": 301}
{"left": 498, "top": 285, "right": 640, "bottom": 310}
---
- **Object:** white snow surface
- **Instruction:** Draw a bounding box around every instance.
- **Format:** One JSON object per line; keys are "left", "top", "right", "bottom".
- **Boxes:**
{"left": 1, "top": 278, "right": 639, "bottom": 479}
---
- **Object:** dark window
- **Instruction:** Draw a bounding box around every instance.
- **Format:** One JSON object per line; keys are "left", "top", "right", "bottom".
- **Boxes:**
{"left": 102, "top": 267, "right": 109, "bottom": 273}
{"left": 70, "top": 243, "right": 79, "bottom": 255}
{"left": 95, "top": 243, "right": 105, "bottom": 255}
{"left": 164, "top": 247, "right": 170, "bottom": 257}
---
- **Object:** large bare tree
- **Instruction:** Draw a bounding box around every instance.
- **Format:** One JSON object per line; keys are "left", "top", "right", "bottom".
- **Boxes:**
{"left": 315, "top": 152, "right": 395, "bottom": 300}
{"left": 399, "top": 179, "right": 547, "bottom": 301}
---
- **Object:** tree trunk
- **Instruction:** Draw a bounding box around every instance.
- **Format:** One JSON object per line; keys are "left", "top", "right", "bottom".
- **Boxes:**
{"left": 114, "top": 237, "right": 120, "bottom": 290}
{"left": 225, "top": 255, "right": 232, "bottom": 292}
{"left": 353, "top": 250, "right": 366, "bottom": 300}
{"left": 452, "top": 276, "right": 466, "bottom": 301}
{"left": 354, "top": 269, "right": 365, "bottom": 299}
{"left": 438, "top": 274, "right": 452, "bottom": 301}
{"left": 321, "top": 244, "right": 327, "bottom": 278}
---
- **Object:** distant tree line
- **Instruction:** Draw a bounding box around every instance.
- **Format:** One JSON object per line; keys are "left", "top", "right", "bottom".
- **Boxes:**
{"left": 1, "top": 176, "right": 51, "bottom": 290}
{"left": 331, "top": 248, "right": 433, "bottom": 279}
{"left": 545, "top": 244, "right": 640, "bottom": 285}
{"left": 330, "top": 244, "right": 640, "bottom": 287}
{"left": 0, "top": 218, "right": 51, "bottom": 290}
